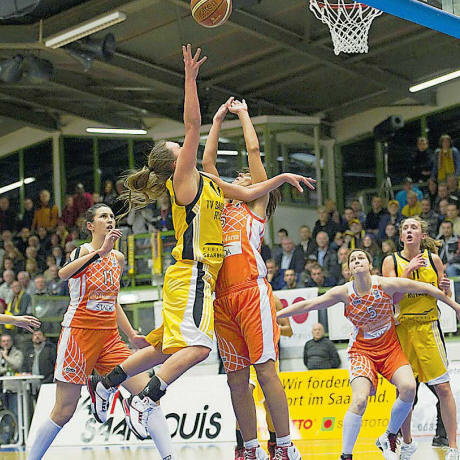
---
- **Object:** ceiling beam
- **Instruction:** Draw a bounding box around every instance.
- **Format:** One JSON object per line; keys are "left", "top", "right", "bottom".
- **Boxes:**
{"left": 165, "top": 0, "right": 435, "bottom": 106}
{"left": 0, "top": 100, "right": 58, "bottom": 131}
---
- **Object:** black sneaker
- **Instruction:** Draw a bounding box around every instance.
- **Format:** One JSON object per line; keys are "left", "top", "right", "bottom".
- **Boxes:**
{"left": 432, "top": 435, "right": 449, "bottom": 447}
{"left": 340, "top": 455, "right": 352, "bottom": 460}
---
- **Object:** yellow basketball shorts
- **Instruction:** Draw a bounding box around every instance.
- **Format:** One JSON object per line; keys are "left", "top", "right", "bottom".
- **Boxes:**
{"left": 396, "top": 320, "right": 449, "bottom": 384}
{"left": 146, "top": 261, "right": 218, "bottom": 354}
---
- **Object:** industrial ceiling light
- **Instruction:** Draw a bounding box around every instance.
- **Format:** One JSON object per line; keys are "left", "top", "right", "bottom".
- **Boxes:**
{"left": 0, "top": 177, "right": 35, "bottom": 195}
{"left": 70, "top": 33, "right": 116, "bottom": 60}
{"left": 24, "top": 55, "right": 54, "bottom": 83}
{"left": 410, "top": 69, "right": 460, "bottom": 92}
{"left": 44, "top": 11, "right": 127, "bottom": 49}
{"left": 0, "top": 55, "right": 24, "bottom": 83}
{"left": 86, "top": 127, "right": 147, "bottom": 135}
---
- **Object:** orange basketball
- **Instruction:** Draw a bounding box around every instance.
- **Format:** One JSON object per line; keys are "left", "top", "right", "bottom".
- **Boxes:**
{"left": 191, "top": 0, "right": 232, "bottom": 28}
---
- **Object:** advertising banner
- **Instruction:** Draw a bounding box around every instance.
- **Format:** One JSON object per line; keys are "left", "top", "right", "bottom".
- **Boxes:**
{"left": 274, "top": 288, "right": 319, "bottom": 349}
{"left": 27, "top": 375, "right": 236, "bottom": 447}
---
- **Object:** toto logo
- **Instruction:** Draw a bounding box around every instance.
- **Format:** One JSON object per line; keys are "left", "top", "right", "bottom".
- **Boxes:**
{"left": 279, "top": 297, "right": 309, "bottom": 324}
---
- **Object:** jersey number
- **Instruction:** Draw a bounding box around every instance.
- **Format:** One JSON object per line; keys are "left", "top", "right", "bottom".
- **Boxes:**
{"left": 103, "top": 270, "right": 114, "bottom": 285}
{"left": 366, "top": 305, "right": 377, "bottom": 319}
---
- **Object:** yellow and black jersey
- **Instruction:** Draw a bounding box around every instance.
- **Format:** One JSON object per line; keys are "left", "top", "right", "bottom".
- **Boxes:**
{"left": 166, "top": 172, "right": 224, "bottom": 272}
{"left": 392, "top": 249, "right": 439, "bottom": 322}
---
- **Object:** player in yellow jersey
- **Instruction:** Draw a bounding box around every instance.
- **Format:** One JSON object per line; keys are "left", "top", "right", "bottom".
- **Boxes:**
{"left": 87, "top": 45, "right": 315, "bottom": 454}
{"left": 382, "top": 217, "right": 459, "bottom": 460}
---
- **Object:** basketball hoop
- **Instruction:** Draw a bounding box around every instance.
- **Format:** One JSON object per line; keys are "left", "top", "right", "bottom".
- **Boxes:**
{"left": 309, "top": 0, "right": 383, "bottom": 55}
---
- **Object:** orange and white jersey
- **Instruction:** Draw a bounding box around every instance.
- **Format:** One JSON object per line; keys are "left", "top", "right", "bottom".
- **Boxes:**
{"left": 62, "top": 243, "right": 121, "bottom": 329}
{"left": 215, "top": 202, "right": 266, "bottom": 295}
{"left": 345, "top": 275, "right": 398, "bottom": 352}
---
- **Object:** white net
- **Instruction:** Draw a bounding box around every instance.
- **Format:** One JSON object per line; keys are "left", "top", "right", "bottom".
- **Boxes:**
{"left": 309, "top": 0, "right": 383, "bottom": 55}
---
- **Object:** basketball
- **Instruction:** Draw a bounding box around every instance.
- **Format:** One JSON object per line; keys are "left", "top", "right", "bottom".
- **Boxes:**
{"left": 191, "top": 0, "right": 232, "bottom": 28}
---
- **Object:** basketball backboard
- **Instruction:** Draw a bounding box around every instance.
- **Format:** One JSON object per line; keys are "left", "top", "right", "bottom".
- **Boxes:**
{"left": 420, "top": 0, "right": 460, "bottom": 15}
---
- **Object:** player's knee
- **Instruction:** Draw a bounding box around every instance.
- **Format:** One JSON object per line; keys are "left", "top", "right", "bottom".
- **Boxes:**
{"left": 227, "top": 372, "right": 250, "bottom": 394}
{"left": 253, "top": 363, "right": 276, "bottom": 387}
{"left": 51, "top": 401, "right": 77, "bottom": 426}
{"left": 434, "top": 382, "right": 452, "bottom": 399}
{"left": 190, "top": 345, "right": 211, "bottom": 364}
{"left": 399, "top": 381, "right": 416, "bottom": 402}
{"left": 350, "top": 395, "right": 368, "bottom": 415}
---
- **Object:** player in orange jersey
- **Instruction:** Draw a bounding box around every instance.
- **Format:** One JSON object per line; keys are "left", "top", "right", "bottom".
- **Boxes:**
{"left": 278, "top": 249, "right": 460, "bottom": 460}
{"left": 202, "top": 98, "right": 305, "bottom": 460}
{"left": 27, "top": 203, "right": 175, "bottom": 460}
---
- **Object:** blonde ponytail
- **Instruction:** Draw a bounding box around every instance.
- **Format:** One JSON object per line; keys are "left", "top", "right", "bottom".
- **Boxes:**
{"left": 117, "top": 140, "right": 175, "bottom": 220}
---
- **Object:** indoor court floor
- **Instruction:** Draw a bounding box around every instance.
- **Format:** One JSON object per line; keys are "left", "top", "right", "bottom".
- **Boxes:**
{"left": 1, "top": 438, "right": 454, "bottom": 459}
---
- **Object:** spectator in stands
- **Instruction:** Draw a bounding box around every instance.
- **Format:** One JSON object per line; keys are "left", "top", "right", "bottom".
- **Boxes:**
{"left": 0, "top": 270, "right": 15, "bottom": 304}
{"left": 6, "top": 281, "right": 32, "bottom": 318}
{"left": 395, "top": 177, "right": 423, "bottom": 209}
{"left": 43, "top": 256, "right": 57, "bottom": 282}
{"left": 438, "top": 220, "right": 459, "bottom": 264}
{"left": 1, "top": 230, "right": 13, "bottom": 248}
{"left": 426, "top": 178, "right": 438, "bottom": 209}
{"left": 47, "top": 265, "right": 67, "bottom": 296}
{"left": 411, "top": 136, "right": 433, "bottom": 183}
{"left": 401, "top": 190, "right": 422, "bottom": 217}
{"left": 56, "top": 222, "right": 69, "bottom": 247}
{"left": 260, "top": 242, "right": 271, "bottom": 263}
{"left": 22, "top": 329, "right": 56, "bottom": 397}
{"left": 271, "top": 228, "right": 288, "bottom": 261}
{"left": 420, "top": 198, "right": 443, "bottom": 238}
{"left": 92, "top": 193, "right": 102, "bottom": 204}
{"left": 128, "top": 205, "right": 155, "bottom": 234}
{"left": 26, "top": 246, "right": 44, "bottom": 272}
{"left": 337, "top": 246, "right": 349, "bottom": 267}
{"left": 337, "top": 262, "right": 352, "bottom": 285}
{"left": 313, "top": 231, "right": 340, "bottom": 282}
{"left": 325, "top": 199, "right": 346, "bottom": 232}
{"left": 61, "top": 195, "right": 78, "bottom": 229}
{"left": 51, "top": 246, "right": 65, "bottom": 268}
{"left": 378, "top": 200, "right": 402, "bottom": 241}
{"left": 435, "top": 182, "right": 450, "bottom": 211}
{"left": 384, "top": 223, "right": 400, "bottom": 248}
{"left": 431, "top": 134, "right": 460, "bottom": 182}
{"left": 275, "top": 237, "right": 305, "bottom": 275}
{"left": 33, "top": 275, "right": 48, "bottom": 296}
{"left": 347, "top": 219, "right": 365, "bottom": 249}
{"left": 299, "top": 256, "right": 317, "bottom": 287}
{"left": 312, "top": 206, "right": 339, "bottom": 241}
{"left": 48, "top": 233, "right": 60, "bottom": 252}
{"left": 303, "top": 323, "right": 340, "bottom": 370}
{"left": 17, "top": 271, "right": 34, "bottom": 296}
{"left": 296, "top": 225, "right": 316, "bottom": 260}
{"left": 438, "top": 198, "right": 449, "bottom": 220}
{"left": 25, "top": 259, "right": 39, "bottom": 280}
{"left": 4, "top": 243, "right": 24, "bottom": 273}
{"left": 0, "top": 197, "right": 16, "bottom": 233}
{"left": 361, "top": 234, "right": 382, "bottom": 269}
{"left": 152, "top": 195, "right": 174, "bottom": 232}
{"left": 331, "top": 232, "right": 345, "bottom": 251}
{"left": 37, "top": 227, "right": 50, "bottom": 252}
{"left": 64, "top": 241, "right": 77, "bottom": 260}
{"left": 32, "top": 190, "right": 58, "bottom": 231}
{"left": 282, "top": 269, "right": 301, "bottom": 290}
{"left": 19, "top": 198, "right": 34, "bottom": 230}
{"left": 72, "top": 183, "right": 93, "bottom": 217}
{"left": 102, "top": 179, "right": 117, "bottom": 206}
{"left": 342, "top": 207, "right": 355, "bottom": 231}
{"left": 381, "top": 239, "right": 397, "bottom": 258}
{"left": 305, "top": 263, "right": 335, "bottom": 288}
{"left": 0, "top": 334, "right": 24, "bottom": 418}
{"left": 446, "top": 174, "right": 460, "bottom": 200}
{"left": 266, "top": 259, "right": 284, "bottom": 291}
{"left": 365, "top": 196, "right": 388, "bottom": 235}
{"left": 446, "top": 203, "right": 460, "bottom": 235}
{"left": 15, "top": 227, "right": 30, "bottom": 256}
{"left": 351, "top": 199, "right": 366, "bottom": 224}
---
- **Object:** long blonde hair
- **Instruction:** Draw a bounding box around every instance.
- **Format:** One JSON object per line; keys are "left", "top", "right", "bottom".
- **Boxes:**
{"left": 400, "top": 216, "right": 442, "bottom": 253}
{"left": 118, "top": 141, "right": 175, "bottom": 218}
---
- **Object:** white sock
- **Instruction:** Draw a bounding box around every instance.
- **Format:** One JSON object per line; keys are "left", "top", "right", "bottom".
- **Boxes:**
{"left": 157, "top": 375, "right": 168, "bottom": 391}
{"left": 387, "top": 397, "right": 413, "bottom": 434}
{"left": 276, "top": 434, "right": 292, "bottom": 447}
{"left": 244, "top": 438, "right": 259, "bottom": 449}
{"left": 342, "top": 411, "right": 362, "bottom": 455}
{"left": 27, "top": 417, "right": 62, "bottom": 460}
{"left": 146, "top": 404, "right": 175, "bottom": 459}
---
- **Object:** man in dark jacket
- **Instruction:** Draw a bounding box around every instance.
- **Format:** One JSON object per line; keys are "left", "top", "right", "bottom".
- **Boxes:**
{"left": 303, "top": 323, "right": 340, "bottom": 369}
{"left": 274, "top": 238, "right": 305, "bottom": 275}
{"left": 23, "top": 330, "right": 56, "bottom": 397}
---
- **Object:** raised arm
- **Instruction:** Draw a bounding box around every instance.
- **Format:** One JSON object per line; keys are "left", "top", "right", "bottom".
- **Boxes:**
{"left": 277, "top": 285, "right": 348, "bottom": 319}
{"left": 207, "top": 172, "right": 315, "bottom": 203}
{"left": 202, "top": 97, "right": 234, "bottom": 177}
{"left": 381, "top": 276, "right": 460, "bottom": 319}
{"left": 0, "top": 313, "right": 40, "bottom": 333}
{"left": 173, "top": 44, "right": 207, "bottom": 205}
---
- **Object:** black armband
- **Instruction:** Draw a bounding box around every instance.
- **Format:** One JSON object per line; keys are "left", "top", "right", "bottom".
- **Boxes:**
{"left": 70, "top": 252, "right": 101, "bottom": 278}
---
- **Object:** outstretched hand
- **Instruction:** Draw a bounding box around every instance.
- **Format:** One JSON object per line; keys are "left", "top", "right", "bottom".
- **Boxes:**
{"left": 213, "top": 97, "right": 234, "bottom": 123}
{"left": 284, "top": 174, "right": 316, "bottom": 192}
{"left": 182, "top": 44, "right": 207, "bottom": 80}
{"left": 13, "top": 315, "right": 41, "bottom": 333}
{"left": 228, "top": 99, "right": 248, "bottom": 115}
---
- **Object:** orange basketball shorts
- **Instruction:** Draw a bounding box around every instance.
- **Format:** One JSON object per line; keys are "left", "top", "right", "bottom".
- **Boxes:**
{"left": 54, "top": 327, "right": 131, "bottom": 385}
{"left": 348, "top": 336, "right": 409, "bottom": 395}
{"left": 214, "top": 279, "right": 280, "bottom": 373}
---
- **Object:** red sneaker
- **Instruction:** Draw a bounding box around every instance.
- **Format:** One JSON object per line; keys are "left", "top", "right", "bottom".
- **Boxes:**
{"left": 235, "top": 446, "right": 245, "bottom": 460}
{"left": 244, "top": 446, "right": 269, "bottom": 459}
{"left": 267, "top": 441, "right": 276, "bottom": 460}
{"left": 273, "top": 443, "right": 301, "bottom": 460}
